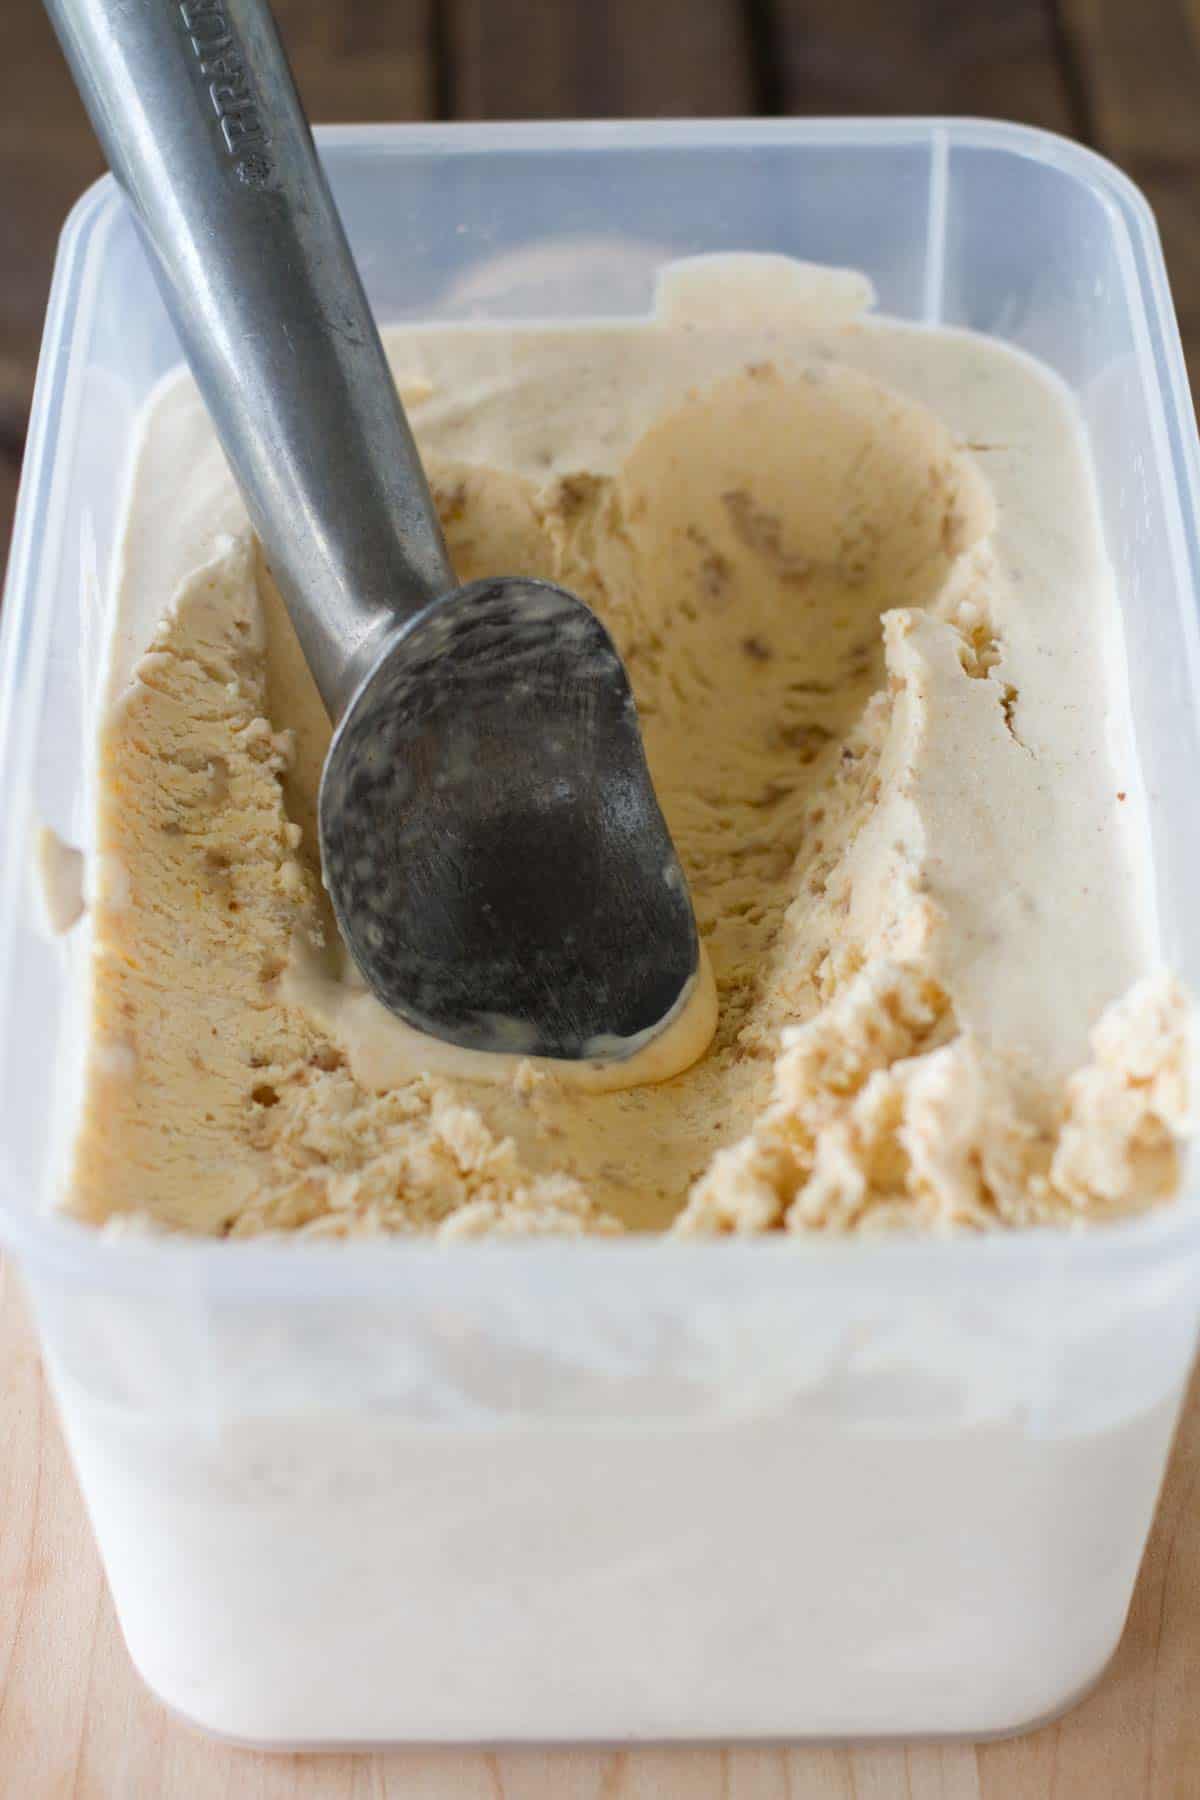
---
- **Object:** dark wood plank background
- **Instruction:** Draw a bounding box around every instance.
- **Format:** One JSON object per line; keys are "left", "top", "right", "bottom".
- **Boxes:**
{"left": 4, "top": 3, "right": 1200, "bottom": 1794}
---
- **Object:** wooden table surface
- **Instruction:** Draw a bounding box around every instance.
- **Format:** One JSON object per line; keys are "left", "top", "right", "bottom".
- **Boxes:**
{"left": 5, "top": 2, "right": 1200, "bottom": 1793}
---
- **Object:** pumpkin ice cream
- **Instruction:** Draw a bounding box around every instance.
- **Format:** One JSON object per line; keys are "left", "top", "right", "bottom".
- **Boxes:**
{"left": 68, "top": 259, "right": 1192, "bottom": 1238}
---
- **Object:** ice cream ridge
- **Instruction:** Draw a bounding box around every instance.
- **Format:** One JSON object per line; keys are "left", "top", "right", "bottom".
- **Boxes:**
{"left": 70, "top": 256, "right": 1194, "bottom": 1239}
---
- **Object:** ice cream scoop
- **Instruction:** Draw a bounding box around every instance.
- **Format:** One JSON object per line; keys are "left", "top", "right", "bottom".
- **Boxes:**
{"left": 46, "top": 0, "right": 702, "bottom": 1061}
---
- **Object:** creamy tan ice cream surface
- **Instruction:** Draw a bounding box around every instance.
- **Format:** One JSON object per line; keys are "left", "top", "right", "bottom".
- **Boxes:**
{"left": 68, "top": 258, "right": 1193, "bottom": 1239}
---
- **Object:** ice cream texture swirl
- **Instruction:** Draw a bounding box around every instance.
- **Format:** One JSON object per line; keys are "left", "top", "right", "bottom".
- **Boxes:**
{"left": 69, "top": 257, "right": 1193, "bottom": 1239}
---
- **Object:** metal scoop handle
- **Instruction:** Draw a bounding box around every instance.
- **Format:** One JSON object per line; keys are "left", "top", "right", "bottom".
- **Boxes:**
{"left": 45, "top": 0, "right": 454, "bottom": 721}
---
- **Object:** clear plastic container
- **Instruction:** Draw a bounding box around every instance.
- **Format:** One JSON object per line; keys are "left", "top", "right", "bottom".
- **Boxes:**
{"left": 3, "top": 119, "right": 1200, "bottom": 1747}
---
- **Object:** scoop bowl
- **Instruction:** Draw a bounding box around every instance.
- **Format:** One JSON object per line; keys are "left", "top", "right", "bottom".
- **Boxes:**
{"left": 319, "top": 577, "right": 701, "bottom": 1060}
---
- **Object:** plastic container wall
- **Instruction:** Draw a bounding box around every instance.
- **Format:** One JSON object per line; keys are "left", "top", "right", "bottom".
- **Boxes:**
{"left": 3, "top": 121, "right": 1200, "bottom": 1743}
